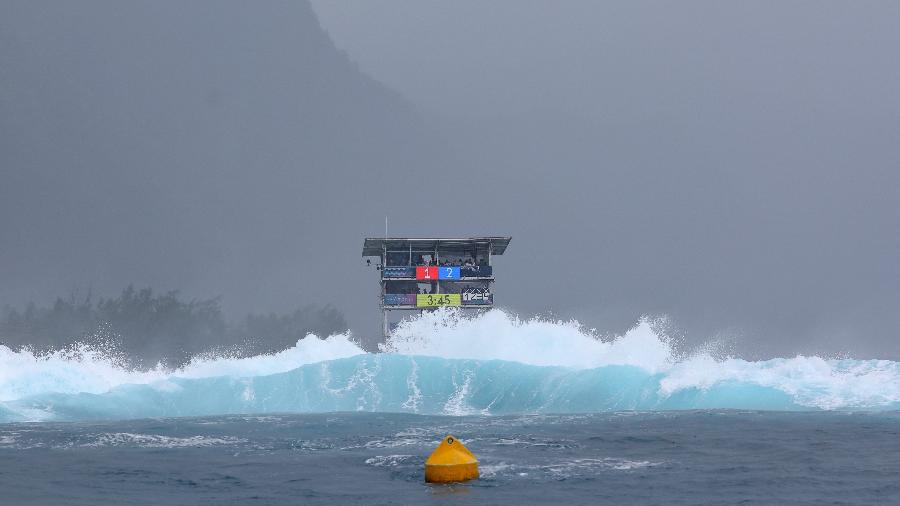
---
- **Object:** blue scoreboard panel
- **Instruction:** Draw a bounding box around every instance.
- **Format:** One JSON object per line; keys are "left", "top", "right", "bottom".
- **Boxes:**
{"left": 438, "top": 266, "right": 460, "bottom": 280}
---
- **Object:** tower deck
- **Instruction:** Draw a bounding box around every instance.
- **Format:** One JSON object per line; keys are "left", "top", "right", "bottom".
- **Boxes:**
{"left": 362, "top": 237, "right": 511, "bottom": 337}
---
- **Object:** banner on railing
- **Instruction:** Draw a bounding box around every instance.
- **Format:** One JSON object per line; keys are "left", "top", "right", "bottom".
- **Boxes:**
{"left": 384, "top": 265, "right": 491, "bottom": 278}
{"left": 385, "top": 292, "right": 487, "bottom": 307}
{"left": 383, "top": 294, "right": 416, "bottom": 306}
{"left": 459, "top": 265, "right": 492, "bottom": 278}
{"left": 461, "top": 288, "right": 493, "bottom": 305}
{"left": 383, "top": 267, "right": 416, "bottom": 278}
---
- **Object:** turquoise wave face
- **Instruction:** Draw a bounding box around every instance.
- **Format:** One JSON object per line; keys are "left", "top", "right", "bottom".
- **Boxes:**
{"left": 3, "top": 354, "right": 896, "bottom": 423}
{"left": 3, "top": 311, "right": 898, "bottom": 423}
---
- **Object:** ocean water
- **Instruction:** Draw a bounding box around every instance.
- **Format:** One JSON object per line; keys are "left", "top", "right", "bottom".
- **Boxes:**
{"left": 1, "top": 411, "right": 898, "bottom": 504}
{"left": 1, "top": 309, "right": 898, "bottom": 503}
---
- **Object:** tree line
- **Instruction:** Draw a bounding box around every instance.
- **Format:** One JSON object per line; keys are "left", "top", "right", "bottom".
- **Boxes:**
{"left": 0, "top": 285, "right": 349, "bottom": 367}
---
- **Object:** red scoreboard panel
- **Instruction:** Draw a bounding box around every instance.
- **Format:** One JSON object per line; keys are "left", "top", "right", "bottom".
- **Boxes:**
{"left": 415, "top": 266, "right": 439, "bottom": 280}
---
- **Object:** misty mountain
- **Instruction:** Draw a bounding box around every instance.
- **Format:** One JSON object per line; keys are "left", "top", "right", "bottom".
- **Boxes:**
{"left": 1, "top": 0, "right": 455, "bottom": 349}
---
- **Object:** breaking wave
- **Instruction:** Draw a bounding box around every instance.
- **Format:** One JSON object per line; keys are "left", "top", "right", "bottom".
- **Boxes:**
{"left": 1, "top": 310, "right": 897, "bottom": 422}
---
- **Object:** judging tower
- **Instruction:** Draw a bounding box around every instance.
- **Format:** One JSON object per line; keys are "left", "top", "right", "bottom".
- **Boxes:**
{"left": 362, "top": 237, "right": 512, "bottom": 337}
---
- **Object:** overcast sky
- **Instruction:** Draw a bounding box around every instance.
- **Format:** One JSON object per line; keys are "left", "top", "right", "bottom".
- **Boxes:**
{"left": 312, "top": 1, "right": 900, "bottom": 119}
{"left": 311, "top": 1, "right": 900, "bottom": 357}
{"left": 2, "top": 1, "right": 898, "bottom": 358}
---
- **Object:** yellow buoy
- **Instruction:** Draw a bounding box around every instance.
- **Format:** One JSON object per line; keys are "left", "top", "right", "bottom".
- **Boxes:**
{"left": 424, "top": 435, "right": 479, "bottom": 483}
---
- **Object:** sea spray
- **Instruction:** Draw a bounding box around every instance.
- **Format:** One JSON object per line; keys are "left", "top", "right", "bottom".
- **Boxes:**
{"left": 382, "top": 309, "right": 673, "bottom": 372}
{"left": 0, "top": 333, "right": 364, "bottom": 402}
{"left": 1, "top": 309, "right": 898, "bottom": 422}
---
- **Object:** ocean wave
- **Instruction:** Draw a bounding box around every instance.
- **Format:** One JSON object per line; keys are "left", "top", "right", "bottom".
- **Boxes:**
{"left": 0, "top": 310, "right": 897, "bottom": 422}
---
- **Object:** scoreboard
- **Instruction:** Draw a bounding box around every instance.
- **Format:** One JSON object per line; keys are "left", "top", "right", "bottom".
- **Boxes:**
{"left": 415, "top": 266, "right": 460, "bottom": 280}
{"left": 383, "top": 266, "right": 491, "bottom": 279}
{"left": 416, "top": 294, "right": 462, "bottom": 307}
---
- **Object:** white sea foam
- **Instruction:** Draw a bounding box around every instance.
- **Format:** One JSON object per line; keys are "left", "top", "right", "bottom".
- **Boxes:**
{"left": 85, "top": 433, "right": 245, "bottom": 448}
{"left": 0, "top": 333, "right": 364, "bottom": 402}
{"left": 364, "top": 455, "right": 416, "bottom": 467}
{"left": 401, "top": 358, "right": 422, "bottom": 413}
{"left": 0, "top": 309, "right": 898, "bottom": 417}
{"left": 544, "top": 457, "right": 662, "bottom": 477}
{"left": 659, "top": 354, "right": 900, "bottom": 409}
{"left": 176, "top": 333, "right": 365, "bottom": 379}
{"left": 480, "top": 457, "right": 663, "bottom": 480}
{"left": 382, "top": 309, "right": 673, "bottom": 372}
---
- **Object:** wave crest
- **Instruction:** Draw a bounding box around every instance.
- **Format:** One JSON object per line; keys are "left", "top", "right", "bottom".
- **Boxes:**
{"left": 1, "top": 309, "right": 897, "bottom": 421}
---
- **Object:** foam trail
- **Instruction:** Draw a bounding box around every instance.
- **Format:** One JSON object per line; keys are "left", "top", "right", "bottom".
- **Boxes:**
{"left": 0, "top": 309, "right": 897, "bottom": 422}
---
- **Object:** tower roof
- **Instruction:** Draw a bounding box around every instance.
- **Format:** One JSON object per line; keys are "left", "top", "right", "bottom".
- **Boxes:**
{"left": 362, "top": 237, "right": 512, "bottom": 257}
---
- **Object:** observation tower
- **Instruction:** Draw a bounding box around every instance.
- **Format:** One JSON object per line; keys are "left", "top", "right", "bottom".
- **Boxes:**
{"left": 362, "top": 237, "right": 512, "bottom": 337}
